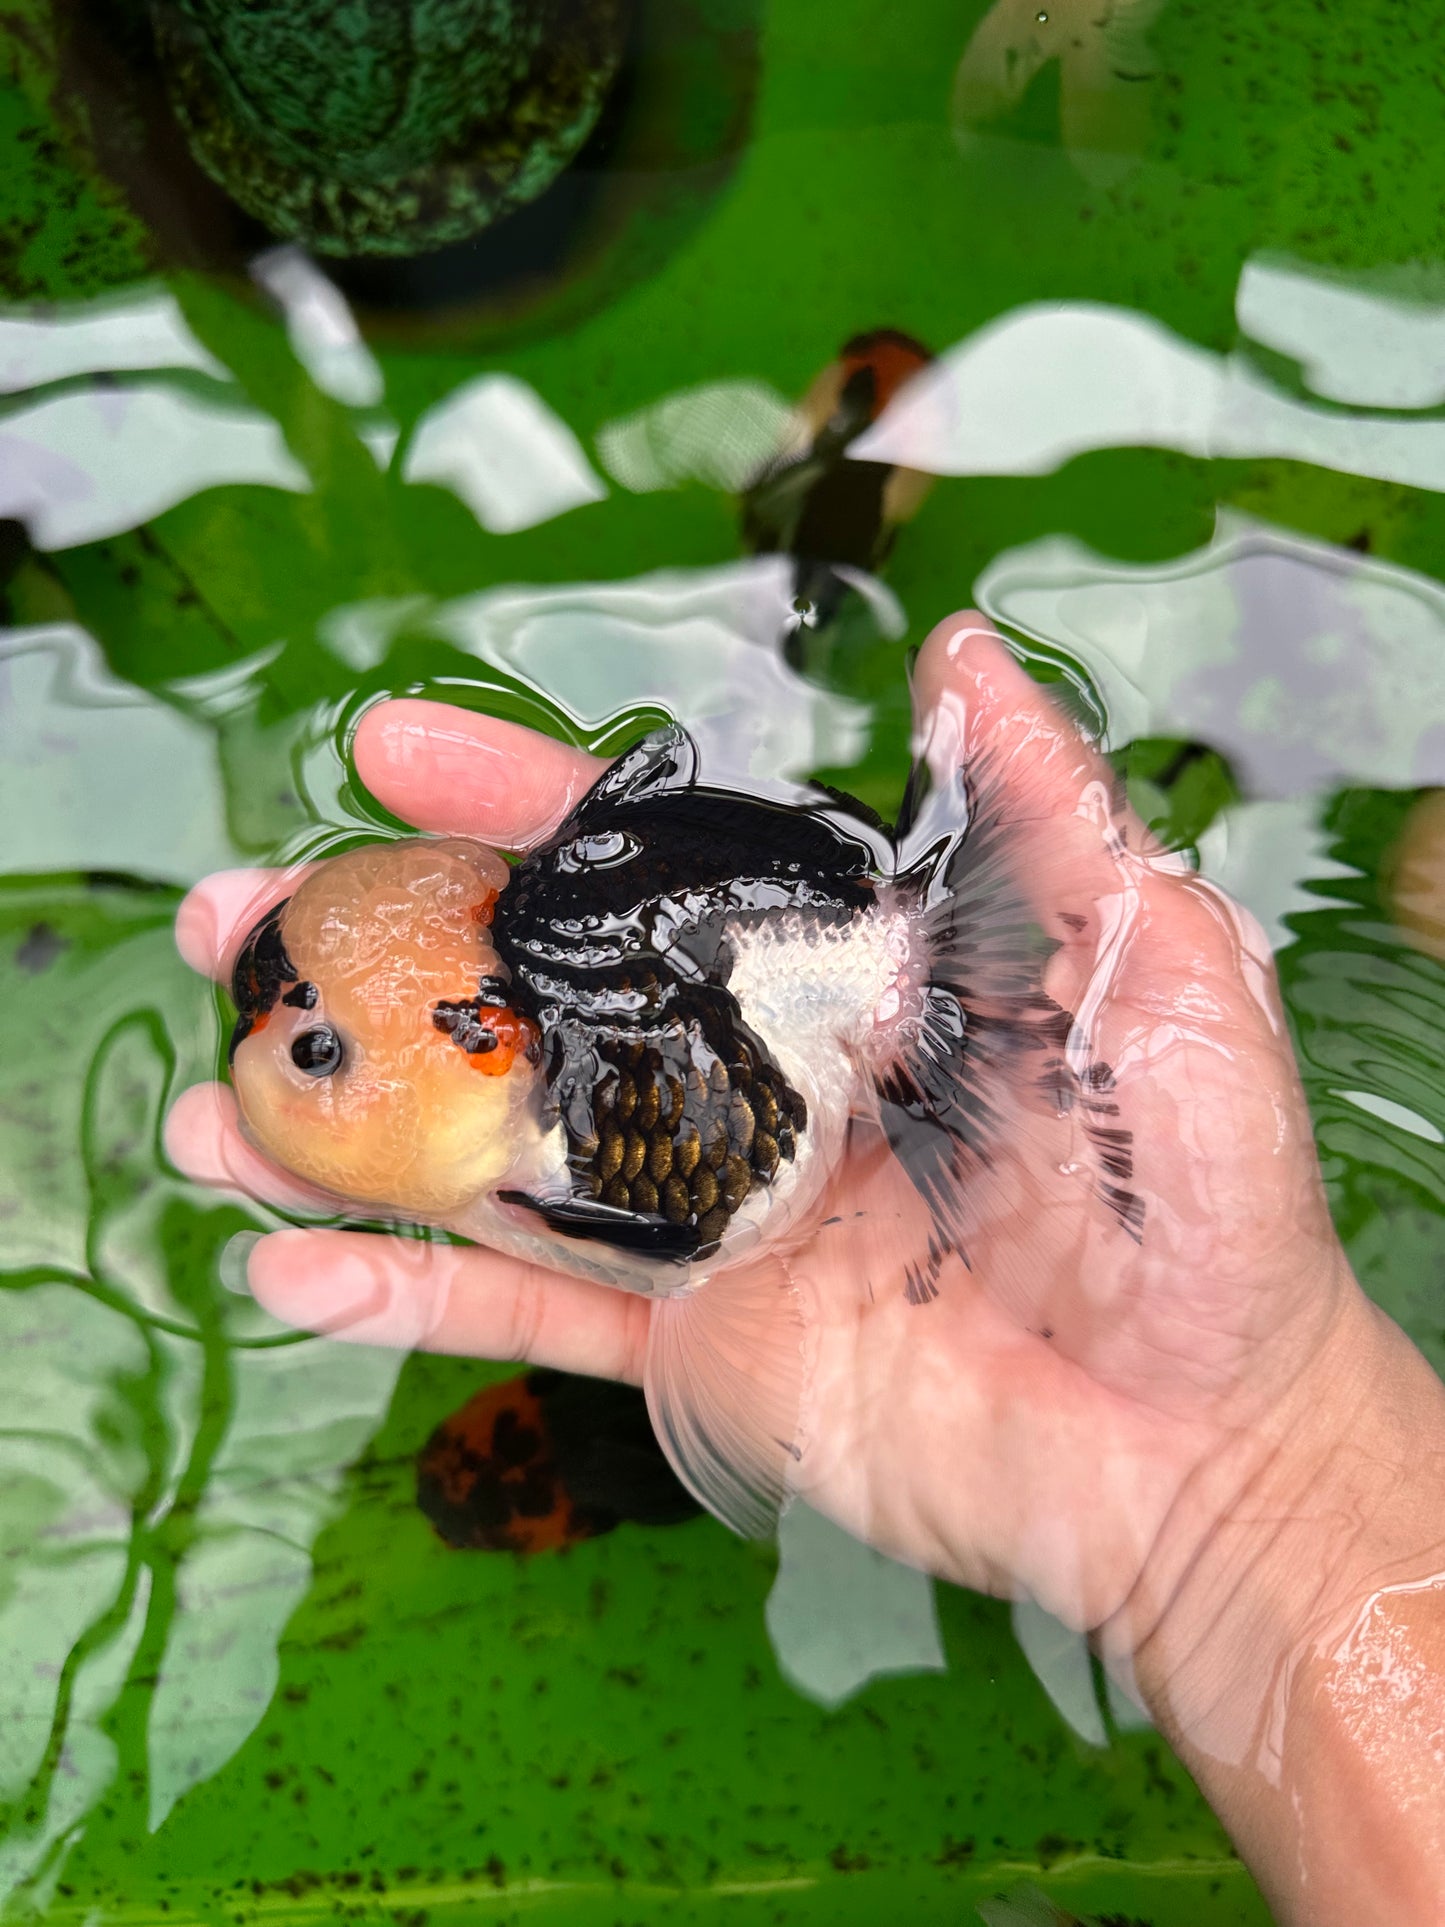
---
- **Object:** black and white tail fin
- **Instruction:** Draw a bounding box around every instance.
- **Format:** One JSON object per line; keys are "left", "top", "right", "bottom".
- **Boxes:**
{"left": 875, "top": 749, "right": 1144, "bottom": 1311}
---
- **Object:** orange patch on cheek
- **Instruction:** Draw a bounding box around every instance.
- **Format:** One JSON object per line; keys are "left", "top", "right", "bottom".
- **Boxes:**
{"left": 469, "top": 1007, "right": 541, "bottom": 1076}
{"left": 469, "top": 892, "right": 498, "bottom": 927}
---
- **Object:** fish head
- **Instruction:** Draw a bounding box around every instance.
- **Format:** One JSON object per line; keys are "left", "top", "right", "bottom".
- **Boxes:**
{"left": 229, "top": 838, "right": 541, "bottom": 1215}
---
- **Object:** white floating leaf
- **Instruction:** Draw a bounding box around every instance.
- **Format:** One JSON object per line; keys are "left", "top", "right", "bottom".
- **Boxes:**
{"left": 0, "top": 625, "right": 235, "bottom": 882}
{"left": 145, "top": 1333, "right": 403, "bottom": 1829}
{"left": 251, "top": 246, "right": 385, "bottom": 410}
{"left": 0, "top": 384, "right": 310, "bottom": 549}
{"left": 978, "top": 513, "right": 1445, "bottom": 801}
{"left": 432, "top": 557, "right": 872, "bottom": 783}
{"left": 1010, "top": 1594, "right": 1107, "bottom": 1748}
{"left": 0, "top": 286, "right": 229, "bottom": 395}
{"left": 853, "top": 300, "right": 1445, "bottom": 496}
{"left": 0, "top": 1281, "right": 147, "bottom": 1899}
{"left": 764, "top": 1503, "right": 945, "bottom": 1708}
{"left": 1237, "top": 257, "right": 1445, "bottom": 411}
{"left": 403, "top": 373, "right": 606, "bottom": 533}
{"left": 596, "top": 379, "right": 793, "bottom": 495}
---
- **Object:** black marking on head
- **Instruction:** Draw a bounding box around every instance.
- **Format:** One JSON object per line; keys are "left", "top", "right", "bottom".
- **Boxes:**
{"left": 476, "top": 976, "right": 511, "bottom": 1008}
{"left": 282, "top": 980, "right": 319, "bottom": 1010}
{"left": 434, "top": 998, "right": 499, "bottom": 1054}
{"left": 291, "top": 1025, "right": 344, "bottom": 1077}
{"left": 229, "top": 899, "right": 295, "bottom": 1060}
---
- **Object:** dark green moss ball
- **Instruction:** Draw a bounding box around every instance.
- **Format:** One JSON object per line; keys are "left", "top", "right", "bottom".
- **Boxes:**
{"left": 150, "top": 0, "right": 629, "bottom": 256}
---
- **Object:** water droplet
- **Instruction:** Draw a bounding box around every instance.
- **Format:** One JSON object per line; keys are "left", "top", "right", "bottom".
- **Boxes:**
{"left": 1036, "top": 8, "right": 1048, "bottom": 19}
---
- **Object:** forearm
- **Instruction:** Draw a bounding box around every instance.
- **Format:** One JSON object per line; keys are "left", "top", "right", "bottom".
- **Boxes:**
{"left": 1112, "top": 1290, "right": 1445, "bottom": 1925}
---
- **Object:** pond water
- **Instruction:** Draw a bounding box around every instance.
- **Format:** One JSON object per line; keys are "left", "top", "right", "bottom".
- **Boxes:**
{"left": 2, "top": 1, "right": 1443, "bottom": 1921}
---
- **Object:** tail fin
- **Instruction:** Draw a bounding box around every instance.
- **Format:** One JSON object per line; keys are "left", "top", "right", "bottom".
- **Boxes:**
{"left": 876, "top": 751, "right": 1143, "bottom": 1310}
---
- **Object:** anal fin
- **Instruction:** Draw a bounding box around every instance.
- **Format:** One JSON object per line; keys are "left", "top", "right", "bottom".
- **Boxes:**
{"left": 644, "top": 1265, "right": 806, "bottom": 1539}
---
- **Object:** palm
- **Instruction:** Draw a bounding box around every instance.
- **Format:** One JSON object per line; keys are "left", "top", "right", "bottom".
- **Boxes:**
{"left": 168, "top": 617, "right": 1349, "bottom": 1628}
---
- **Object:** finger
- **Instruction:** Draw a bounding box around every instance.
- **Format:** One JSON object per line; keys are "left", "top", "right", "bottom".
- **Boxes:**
{"left": 913, "top": 612, "right": 1179, "bottom": 1008}
{"left": 176, "top": 866, "right": 310, "bottom": 984}
{"left": 165, "top": 1082, "right": 341, "bottom": 1215}
{"left": 178, "top": 710, "right": 605, "bottom": 983}
{"left": 913, "top": 621, "right": 1298, "bottom": 1164}
{"left": 913, "top": 609, "right": 1153, "bottom": 853}
{"left": 248, "top": 1228, "right": 650, "bottom": 1385}
{"left": 354, "top": 700, "right": 605, "bottom": 850}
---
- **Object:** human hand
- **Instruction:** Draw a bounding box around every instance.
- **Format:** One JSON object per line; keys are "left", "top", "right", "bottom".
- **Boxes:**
{"left": 168, "top": 616, "right": 1445, "bottom": 1921}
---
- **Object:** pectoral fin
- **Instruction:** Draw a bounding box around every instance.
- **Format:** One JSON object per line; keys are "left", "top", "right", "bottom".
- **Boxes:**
{"left": 644, "top": 1264, "right": 806, "bottom": 1539}
{"left": 497, "top": 1189, "right": 699, "bottom": 1258}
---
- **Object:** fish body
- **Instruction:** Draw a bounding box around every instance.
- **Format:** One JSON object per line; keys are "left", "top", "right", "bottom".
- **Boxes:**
{"left": 230, "top": 725, "right": 1138, "bottom": 1533}
{"left": 416, "top": 1368, "right": 699, "bottom": 1553}
{"left": 741, "top": 329, "right": 934, "bottom": 643}
{"left": 483, "top": 729, "right": 898, "bottom": 1284}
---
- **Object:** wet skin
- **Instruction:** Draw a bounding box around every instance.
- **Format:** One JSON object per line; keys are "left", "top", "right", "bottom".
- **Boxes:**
{"left": 167, "top": 616, "right": 1445, "bottom": 1925}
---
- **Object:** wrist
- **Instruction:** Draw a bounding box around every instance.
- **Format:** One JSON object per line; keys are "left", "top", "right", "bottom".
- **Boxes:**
{"left": 1104, "top": 1278, "right": 1445, "bottom": 1920}
{"left": 1112, "top": 1277, "right": 1444, "bottom": 1736}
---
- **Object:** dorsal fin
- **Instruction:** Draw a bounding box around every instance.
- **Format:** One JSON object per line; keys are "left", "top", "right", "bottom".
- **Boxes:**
{"left": 572, "top": 724, "right": 699, "bottom": 825}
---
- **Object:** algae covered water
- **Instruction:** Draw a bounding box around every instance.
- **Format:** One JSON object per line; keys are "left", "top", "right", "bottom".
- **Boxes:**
{"left": 2, "top": 0, "right": 1443, "bottom": 1920}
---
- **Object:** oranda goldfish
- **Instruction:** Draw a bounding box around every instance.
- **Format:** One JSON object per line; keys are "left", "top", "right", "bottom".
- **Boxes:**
{"left": 230, "top": 725, "right": 1139, "bottom": 1534}
{"left": 741, "top": 328, "right": 934, "bottom": 648}
{"left": 416, "top": 1368, "right": 699, "bottom": 1553}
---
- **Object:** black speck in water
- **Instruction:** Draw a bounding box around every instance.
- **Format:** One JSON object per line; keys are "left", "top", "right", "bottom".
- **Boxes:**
{"left": 16, "top": 922, "right": 66, "bottom": 973}
{"left": 828, "top": 1845, "right": 871, "bottom": 1873}
{"left": 935, "top": 1834, "right": 975, "bottom": 1867}
{"left": 1035, "top": 1829, "right": 1078, "bottom": 1868}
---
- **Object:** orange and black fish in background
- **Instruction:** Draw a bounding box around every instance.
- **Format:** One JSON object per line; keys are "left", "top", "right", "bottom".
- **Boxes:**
{"left": 417, "top": 1368, "right": 701, "bottom": 1553}
{"left": 741, "top": 328, "right": 934, "bottom": 660}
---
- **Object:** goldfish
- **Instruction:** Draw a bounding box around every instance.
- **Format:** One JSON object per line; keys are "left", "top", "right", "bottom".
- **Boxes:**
{"left": 416, "top": 1368, "right": 699, "bottom": 1553}
{"left": 740, "top": 329, "right": 934, "bottom": 654}
{"left": 229, "top": 724, "right": 1139, "bottom": 1534}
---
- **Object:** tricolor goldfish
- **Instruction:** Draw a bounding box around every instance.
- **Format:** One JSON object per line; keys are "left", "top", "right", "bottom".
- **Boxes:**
{"left": 229, "top": 725, "right": 1139, "bottom": 1533}
{"left": 741, "top": 328, "right": 934, "bottom": 652}
{"left": 416, "top": 1368, "right": 699, "bottom": 1553}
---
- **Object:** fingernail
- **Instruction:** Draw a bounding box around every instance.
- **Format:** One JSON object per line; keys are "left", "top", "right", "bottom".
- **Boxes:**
{"left": 943, "top": 618, "right": 993, "bottom": 663}
{"left": 220, "top": 1229, "right": 263, "bottom": 1296}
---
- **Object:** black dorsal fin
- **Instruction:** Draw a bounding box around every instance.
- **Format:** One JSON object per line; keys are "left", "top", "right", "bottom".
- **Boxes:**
{"left": 571, "top": 725, "right": 699, "bottom": 826}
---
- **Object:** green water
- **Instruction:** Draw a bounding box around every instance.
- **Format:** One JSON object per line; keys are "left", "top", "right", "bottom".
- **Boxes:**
{"left": 3, "top": 0, "right": 1444, "bottom": 1920}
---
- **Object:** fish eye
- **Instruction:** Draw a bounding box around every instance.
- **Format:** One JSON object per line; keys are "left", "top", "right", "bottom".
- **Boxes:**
{"left": 291, "top": 1025, "right": 345, "bottom": 1077}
